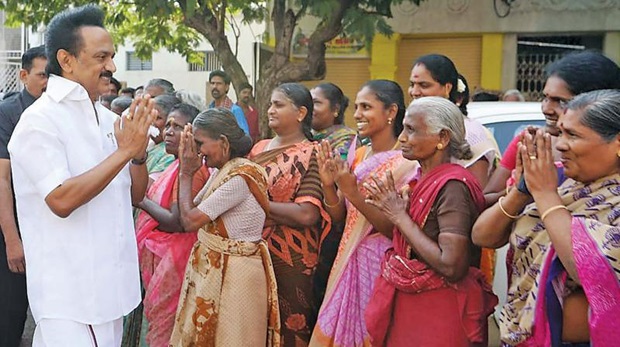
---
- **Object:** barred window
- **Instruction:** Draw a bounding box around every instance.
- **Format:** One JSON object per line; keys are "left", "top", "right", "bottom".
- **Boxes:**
{"left": 126, "top": 52, "right": 152, "bottom": 71}
{"left": 189, "top": 51, "right": 221, "bottom": 72}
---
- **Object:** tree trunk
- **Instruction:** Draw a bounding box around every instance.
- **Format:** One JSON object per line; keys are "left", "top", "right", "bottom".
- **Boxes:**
{"left": 183, "top": 0, "right": 359, "bottom": 140}
{"left": 184, "top": 9, "right": 249, "bottom": 100}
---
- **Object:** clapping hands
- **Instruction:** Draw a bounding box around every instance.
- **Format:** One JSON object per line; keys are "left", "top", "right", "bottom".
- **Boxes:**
{"left": 178, "top": 124, "right": 203, "bottom": 175}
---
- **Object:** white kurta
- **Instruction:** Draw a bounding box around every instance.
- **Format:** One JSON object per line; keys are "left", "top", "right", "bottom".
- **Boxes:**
{"left": 8, "top": 75, "right": 141, "bottom": 325}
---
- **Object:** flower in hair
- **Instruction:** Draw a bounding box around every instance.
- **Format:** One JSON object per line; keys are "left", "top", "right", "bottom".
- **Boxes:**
{"left": 457, "top": 78, "right": 466, "bottom": 93}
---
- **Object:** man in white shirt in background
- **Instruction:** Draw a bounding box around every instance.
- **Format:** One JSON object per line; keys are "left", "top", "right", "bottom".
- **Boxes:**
{"left": 8, "top": 5, "right": 156, "bottom": 346}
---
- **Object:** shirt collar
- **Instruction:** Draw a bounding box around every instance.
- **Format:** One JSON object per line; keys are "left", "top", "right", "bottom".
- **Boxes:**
{"left": 45, "top": 74, "right": 92, "bottom": 103}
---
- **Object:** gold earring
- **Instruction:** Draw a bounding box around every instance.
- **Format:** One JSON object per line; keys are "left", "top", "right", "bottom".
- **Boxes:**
{"left": 334, "top": 112, "right": 338, "bottom": 118}
{"left": 297, "top": 118, "right": 302, "bottom": 123}
{"left": 387, "top": 118, "right": 393, "bottom": 125}
{"left": 617, "top": 150, "right": 620, "bottom": 158}
{"left": 437, "top": 143, "right": 444, "bottom": 150}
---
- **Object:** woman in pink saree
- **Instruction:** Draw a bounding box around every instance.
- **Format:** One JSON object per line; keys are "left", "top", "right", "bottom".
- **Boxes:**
{"left": 134, "top": 103, "right": 210, "bottom": 347}
{"left": 310, "top": 80, "right": 418, "bottom": 346}
{"left": 473, "top": 89, "right": 620, "bottom": 346}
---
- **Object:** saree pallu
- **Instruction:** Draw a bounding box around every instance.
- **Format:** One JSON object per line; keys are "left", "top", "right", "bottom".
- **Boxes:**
{"left": 133, "top": 161, "right": 208, "bottom": 347}
{"left": 309, "top": 148, "right": 418, "bottom": 347}
{"left": 312, "top": 127, "right": 359, "bottom": 307}
{"left": 365, "top": 163, "right": 497, "bottom": 347}
{"left": 500, "top": 174, "right": 620, "bottom": 346}
{"left": 146, "top": 141, "right": 175, "bottom": 175}
{"left": 312, "top": 125, "right": 359, "bottom": 158}
{"left": 250, "top": 140, "right": 331, "bottom": 346}
{"left": 169, "top": 158, "right": 281, "bottom": 347}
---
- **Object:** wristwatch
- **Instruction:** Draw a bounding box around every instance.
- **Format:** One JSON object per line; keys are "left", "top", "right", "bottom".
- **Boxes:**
{"left": 131, "top": 153, "right": 148, "bottom": 165}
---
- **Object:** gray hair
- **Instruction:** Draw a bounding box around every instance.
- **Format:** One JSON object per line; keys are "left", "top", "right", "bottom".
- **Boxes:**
{"left": 111, "top": 96, "right": 132, "bottom": 112}
{"left": 503, "top": 89, "right": 525, "bottom": 102}
{"left": 193, "top": 108, "right": 253, "bottom": 159}
{"left": 175, "top": 89, "right": 207, "bottom": 112}
{"left": 154, "top": 94, "right": 182, "bottom": 117}
{"left": 566, "top": 89, "right": 620, "bottom": 142}
{"left": 406, "top": 97, "right": 473, "bottom": 160}
{"left": 145, "top": 78, "right": 175, "bottom": 95}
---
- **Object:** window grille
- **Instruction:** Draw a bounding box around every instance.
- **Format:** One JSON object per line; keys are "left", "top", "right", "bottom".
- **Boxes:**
{"left": 189, "top": 51, "right": 221, "bottom": 72}
{"left": 126, "top": 52, "right": 152, "bottom": 71}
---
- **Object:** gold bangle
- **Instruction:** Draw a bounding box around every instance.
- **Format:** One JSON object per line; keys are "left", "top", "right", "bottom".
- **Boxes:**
{"left": 323, "top": 195, "right": 341, "bottom": 208}
{"left": 540, "top": 205, "right": 568, "bottom": 223}
{"left": 498, "top": 196, "right": 519, "bottom": 219}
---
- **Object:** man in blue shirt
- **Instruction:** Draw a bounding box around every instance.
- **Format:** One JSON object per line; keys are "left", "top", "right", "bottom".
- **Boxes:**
{"left": 207, "top": 70, "right": 250, "bottom": 135}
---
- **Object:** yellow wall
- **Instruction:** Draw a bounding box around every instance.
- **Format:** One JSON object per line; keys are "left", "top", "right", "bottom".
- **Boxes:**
{"left": 397, "top": 36, "right": 482, "bottom": 103}
{"left": 301, "top": 58, "right": 371, "bottom": 127}
{"left": 480, "top": 34, "right": 504, "bottom": 90}
{"left": 369, "top": 34, "right": 401, "bottom": 80}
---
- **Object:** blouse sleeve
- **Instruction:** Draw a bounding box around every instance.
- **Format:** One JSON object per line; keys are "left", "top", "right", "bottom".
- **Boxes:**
{"left": 434, "top": 180, "right": 478, "bottom": 237}
{"left": 499, "top": 135, "right": 521, "bottom": 170}
{"left": 294, "top": 149, "right": 323, "bottom": 202}
{"left": 197, "top": 176, "right": 250, "bottom": 220}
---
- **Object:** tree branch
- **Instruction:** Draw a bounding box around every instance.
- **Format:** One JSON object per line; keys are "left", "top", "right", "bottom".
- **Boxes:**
{"left": 359, "top": 9, "right": 391, "bottom": 17}
{"left": 294, "top": 0, "right": 309, "bottom": 21}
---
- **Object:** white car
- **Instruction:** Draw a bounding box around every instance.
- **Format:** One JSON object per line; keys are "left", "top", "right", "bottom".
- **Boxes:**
{"left": 467, "top": 101, "right": 545, "bottom": 153}
{"left": 467, "top": 101, "right": 545, "bottom": 320}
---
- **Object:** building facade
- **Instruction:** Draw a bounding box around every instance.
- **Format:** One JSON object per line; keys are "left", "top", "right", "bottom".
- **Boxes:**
{"left": 291, "top": 0, "right": 620, "bottom": 126}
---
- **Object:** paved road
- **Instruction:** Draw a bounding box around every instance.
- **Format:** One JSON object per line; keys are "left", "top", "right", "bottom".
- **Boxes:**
{"left": 19, "top": 313, "right": 501, "bottom": 346}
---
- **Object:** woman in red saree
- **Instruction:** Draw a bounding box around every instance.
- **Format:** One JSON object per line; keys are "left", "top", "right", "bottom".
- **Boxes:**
{"left": 249, "top": 83, "right": 331, "bottom": 346}
{"left": 133, "top": 103, "right": 209, "bottom": 347}
{"left": 364, "top": 97, "right": 497, "bottom": 347}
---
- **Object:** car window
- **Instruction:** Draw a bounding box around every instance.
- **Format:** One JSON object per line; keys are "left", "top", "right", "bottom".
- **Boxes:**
{"left": 484, "top": 120, "right": 546, "bottom": 153}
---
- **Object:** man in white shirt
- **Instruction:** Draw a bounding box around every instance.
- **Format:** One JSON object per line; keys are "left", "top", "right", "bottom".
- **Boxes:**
{"left": 7, "top": 5, "right": 156, "bottom": 346}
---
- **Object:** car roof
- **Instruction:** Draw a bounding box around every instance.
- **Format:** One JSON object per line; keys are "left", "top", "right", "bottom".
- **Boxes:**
{"left": 467, "top": 101, "right": 544, "bottom": 124}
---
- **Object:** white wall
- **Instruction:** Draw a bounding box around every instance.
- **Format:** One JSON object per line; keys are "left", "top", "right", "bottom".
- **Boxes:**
{"left": 113, "top": 18, "right": 265, "bottom": 102}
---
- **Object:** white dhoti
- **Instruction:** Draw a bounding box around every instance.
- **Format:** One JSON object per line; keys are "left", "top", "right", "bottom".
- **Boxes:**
{"left": 32, "top": 317, "right": 123, "bottom": 347}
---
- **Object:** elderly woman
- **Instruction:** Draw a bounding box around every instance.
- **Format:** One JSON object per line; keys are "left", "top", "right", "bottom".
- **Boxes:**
{"left": 130, "top": 104, "right": 208, "bottom": 347}
{"left": 473, "top": 89, "right": 620, "bottom": 346}
{"left": 363, "top": 97, "right": 497, "bottom": 347}
{"left": 169, "top": 108, "right": 280, "bottom": 346}
{"left": 249, "top": 83, "right": 330, "bottom": 346}
{"left": 145, "top": 94, "right": 182, "bottom": 182}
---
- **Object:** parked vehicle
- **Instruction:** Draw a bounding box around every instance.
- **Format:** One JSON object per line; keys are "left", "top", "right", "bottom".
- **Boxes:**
{"left": 467, "top": 101, "right": 544, "bottom": 153}
{"left": 467, "top": 101, "right": 544, "bottom": 320}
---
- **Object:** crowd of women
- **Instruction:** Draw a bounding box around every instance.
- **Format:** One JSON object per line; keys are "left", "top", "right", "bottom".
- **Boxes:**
{"left": 125, "top": 50, "right": 620, "bottom": 347}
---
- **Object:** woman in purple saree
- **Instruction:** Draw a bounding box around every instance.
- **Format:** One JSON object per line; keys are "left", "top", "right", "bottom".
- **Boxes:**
{"left": 310, "top": 80, "right": 418, "bottom": 346}
{"left": 473, "top": 89, "right": 620, "bottom": 346}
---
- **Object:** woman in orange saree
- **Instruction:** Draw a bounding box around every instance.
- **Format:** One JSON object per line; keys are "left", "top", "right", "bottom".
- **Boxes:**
{"left": 249, "top": 83, "right": 330, "bottom": 346}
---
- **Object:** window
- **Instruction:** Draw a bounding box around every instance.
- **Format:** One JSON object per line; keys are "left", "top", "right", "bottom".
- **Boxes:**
{"left": 189, "top": 51, "right": 221, "bottom": 72}
{"left": 126, "top": 52, "right": 152, "bottom": 71}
